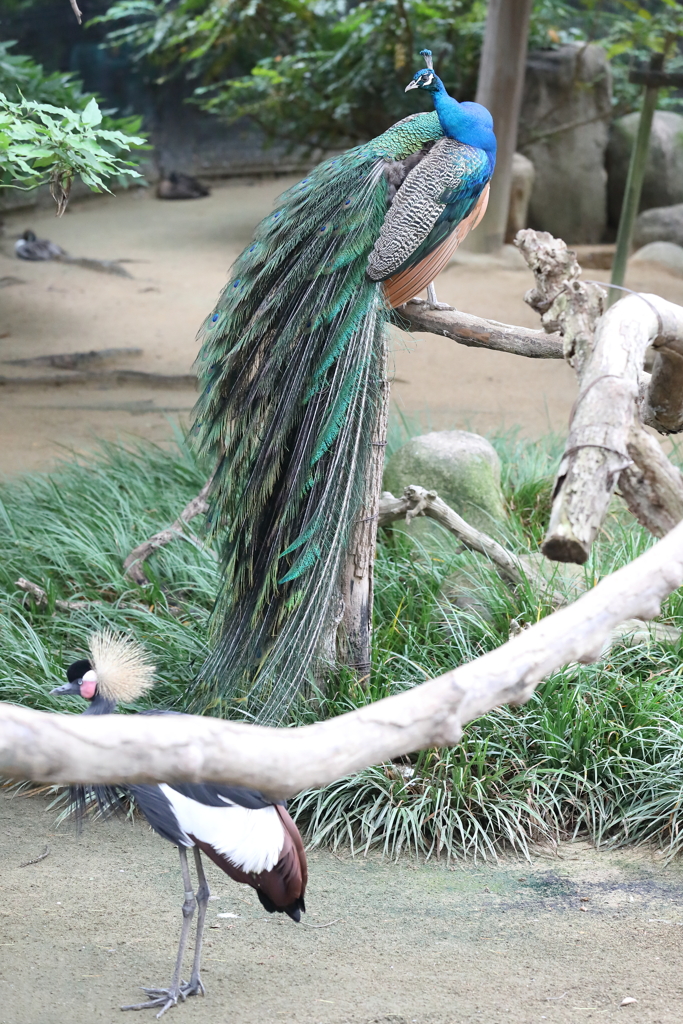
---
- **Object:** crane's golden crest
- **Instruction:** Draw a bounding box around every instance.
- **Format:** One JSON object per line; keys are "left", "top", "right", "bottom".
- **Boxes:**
{"left": 88, "top": 629, "right": 156, "bottom": 702}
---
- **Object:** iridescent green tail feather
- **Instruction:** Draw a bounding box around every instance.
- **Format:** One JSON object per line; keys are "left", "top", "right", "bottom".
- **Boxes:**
{"left": 189, "top": 112, "right": 443, "bottom": 722}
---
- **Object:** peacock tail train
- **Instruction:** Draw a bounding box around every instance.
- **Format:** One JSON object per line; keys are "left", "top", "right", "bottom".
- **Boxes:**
{"left": 188, "top": 111, "right": 448, "bottom": 722}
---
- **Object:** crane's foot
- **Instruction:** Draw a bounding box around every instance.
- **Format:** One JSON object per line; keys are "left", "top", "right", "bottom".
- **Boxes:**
{"left": 121, "top": 979, "right": 203, "bottom": 1018}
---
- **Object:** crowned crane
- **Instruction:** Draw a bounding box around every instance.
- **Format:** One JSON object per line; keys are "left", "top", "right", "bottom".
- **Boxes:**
{"left": 51, "top": 630, "right": 307, "bottom": 1018}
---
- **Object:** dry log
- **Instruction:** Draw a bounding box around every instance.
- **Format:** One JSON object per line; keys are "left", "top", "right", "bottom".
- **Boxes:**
{"left": 542, "top": 293, "right": 683, "bottom": 563}
{"left": 395, "top": 302, "right": 564, "bottom": 359}
{"left": 123, "top": 475, "right": 215, "bottom": 585}
{"left": 378, "top": 485, "right": 564, "bottom": 605}
{"left": 2, "top": 516, "right": 683, "bottom": 794}
{"left": 514, "top": 228, "right": 683, "bottom": 563}
{"left": 338, "top": 348, "right": 391, "bottom": 677}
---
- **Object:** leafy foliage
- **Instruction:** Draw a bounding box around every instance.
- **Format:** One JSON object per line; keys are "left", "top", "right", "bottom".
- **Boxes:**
{"left": 95, "top": 0, "right": 683, "bottom": 150}
{"left": 0, "top": 41, "right": 146, "bottom": 213}
{"left": 3, "top": 429, "right": 683, "bottom": 858}
{"left": 93, "top": 0, "right": 486, "bottom": 148}
{"left": 0, "top": 93, "right": 146, "bottom": 214}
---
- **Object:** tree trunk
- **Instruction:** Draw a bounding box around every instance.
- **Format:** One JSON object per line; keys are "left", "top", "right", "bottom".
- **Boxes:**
{"left": 467, "top": 0, "right": 533, "bottom": 253}
{"left": 336, "top": 345, "right": 391, "bottom": 680}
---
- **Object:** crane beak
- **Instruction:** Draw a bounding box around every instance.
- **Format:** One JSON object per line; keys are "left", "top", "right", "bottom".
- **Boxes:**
{"left": 50, "top": 680, "right": 82, "bottom": 695}
{"left": 405, "top": 80, "right": 419, "bottom": 92}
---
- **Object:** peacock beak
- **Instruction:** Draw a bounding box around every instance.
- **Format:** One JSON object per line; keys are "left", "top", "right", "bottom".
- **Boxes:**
{"left": 405, "top": 80, "right": 419, "bottom": 92}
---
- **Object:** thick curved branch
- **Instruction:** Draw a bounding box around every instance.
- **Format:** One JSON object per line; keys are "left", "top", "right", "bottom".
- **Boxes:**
{"left": 394, "top": 302, "right": 564, "bottom": 359}
{"left": 3, "top": 518, "right": 683, "bottom": 796}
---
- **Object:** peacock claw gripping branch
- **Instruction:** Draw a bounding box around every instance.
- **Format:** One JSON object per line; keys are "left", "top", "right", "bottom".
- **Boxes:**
{"left": 190, "top": 51, "right": 496, "bottom": 722}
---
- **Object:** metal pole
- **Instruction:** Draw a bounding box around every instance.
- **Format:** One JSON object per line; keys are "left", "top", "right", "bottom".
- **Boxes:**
{"left": 609, "top": 53, "right": 664, "bottom": 304}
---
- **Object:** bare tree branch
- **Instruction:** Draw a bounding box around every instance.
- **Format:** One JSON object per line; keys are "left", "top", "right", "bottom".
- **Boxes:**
{"left": 123, "top": 476, "right": 215, "bottom": 585}
{"left": 394, "top": 302, "right": 564, "bottom": 359}
{"left": 14, "top": 578, "right": 90, "bottom": 612}
{"left": 379, "top": 486, "right": 564, "bottom": 605}
{"left": 3, "top": 518, "right": 683, "bottom": 795}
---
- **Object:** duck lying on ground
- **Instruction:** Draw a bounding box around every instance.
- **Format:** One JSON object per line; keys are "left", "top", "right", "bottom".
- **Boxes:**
{"left": 156, "top": 172, "right": 210, "bottom": 200}
{"left": 14, "top": 230, "right": 64, "bottom": 260}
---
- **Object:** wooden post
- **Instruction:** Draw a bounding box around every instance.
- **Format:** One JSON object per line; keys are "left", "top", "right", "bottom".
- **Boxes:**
{"left": 337, "top": 345, "right": 391, "bottom": 680}
{"left": 467, "top": 0, "right": 533, "bottom": 253}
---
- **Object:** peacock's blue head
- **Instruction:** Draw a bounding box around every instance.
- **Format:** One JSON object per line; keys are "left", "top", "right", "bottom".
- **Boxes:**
{"left": 405, "top": 46, "right": 496, "bottom": 165}
{"left": 405, "top": 49, "right": 440, "bottom": 95}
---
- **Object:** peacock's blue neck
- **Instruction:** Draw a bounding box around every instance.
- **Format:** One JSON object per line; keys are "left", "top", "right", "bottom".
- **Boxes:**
{"left": 430, "top": 80, "right": 497, "bottom": 171}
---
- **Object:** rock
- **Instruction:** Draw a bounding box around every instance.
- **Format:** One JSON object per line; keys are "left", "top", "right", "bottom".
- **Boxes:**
{"left": 610, "top": 620, "right": 681, "bottom": 647}
{"left": 633, "top": 202, "right": 683, "bottom": 248}
{"left": 383, "top": 431, "right": 507, "bottom": 538}
{"left": 629, "top": 241, "right": 683, "bottom": 277}
{"left": 505, "top": 153, "right": 535, "bottom": 243}
{"left": 607, "top": 112, "right": 683, "bottom": 226}
{"left": 519, "top": 44, "right": 612, "bottom": 243}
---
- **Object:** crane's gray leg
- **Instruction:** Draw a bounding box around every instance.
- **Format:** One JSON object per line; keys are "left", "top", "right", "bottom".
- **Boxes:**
{"left": 121, "top": 846, "right": 196, "bottom": 1018}
{"left": 182, "top": 848, "right": 209, "bottom": 998}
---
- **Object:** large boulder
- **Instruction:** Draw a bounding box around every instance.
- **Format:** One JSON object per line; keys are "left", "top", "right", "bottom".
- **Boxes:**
{"left": 382, "top": 431, "right": 507, "bottom": 538}
{"left": 633, "top": 203, "right": 683, "bottom": 248}
{"left": 607, "top": 112, "right": 683, "bottom": 227}
{"left": 519, "top": 44, "right": 612, "bottom": 244}
{"left": 630, "top": 241, "right": 683, "bottom": 277}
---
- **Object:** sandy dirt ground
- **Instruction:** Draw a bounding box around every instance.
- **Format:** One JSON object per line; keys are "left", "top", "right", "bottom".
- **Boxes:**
{"left": 2, "top": 793, "right": 683, "bottom": 1024}
{"left": 2, "top": 179, "right": 683, "bottom": 477}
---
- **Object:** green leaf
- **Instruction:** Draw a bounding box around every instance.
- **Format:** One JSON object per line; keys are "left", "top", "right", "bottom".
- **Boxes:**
{"left": 81, "top": 97, "right": 103, "bottom": 128}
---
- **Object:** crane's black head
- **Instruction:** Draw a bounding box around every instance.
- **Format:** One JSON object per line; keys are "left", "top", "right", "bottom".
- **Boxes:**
{"left": 405, "top": 49, "right": 440, "bottom": 94}
{"left": 50, "top": 659, "right": 97, "bottom": 699}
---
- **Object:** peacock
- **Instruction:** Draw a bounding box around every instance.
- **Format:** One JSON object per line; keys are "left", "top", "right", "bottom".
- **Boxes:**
{"left": 190, "top": 50, "right": 496, "bottom": 722}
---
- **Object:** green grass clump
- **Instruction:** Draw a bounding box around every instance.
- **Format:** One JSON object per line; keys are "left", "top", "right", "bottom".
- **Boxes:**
{"left": 2, "top": 429, "right": 683, "bottom": 861}
{"left": 0, "top": 437, "right": 216, "bottom": 712}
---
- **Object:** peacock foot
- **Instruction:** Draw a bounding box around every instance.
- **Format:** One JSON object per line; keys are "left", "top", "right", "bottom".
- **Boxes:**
{"left": 406, "top": 296, "right": 455, "bottom": 311}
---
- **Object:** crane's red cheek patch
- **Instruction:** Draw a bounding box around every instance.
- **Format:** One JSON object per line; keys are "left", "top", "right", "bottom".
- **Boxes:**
{"left": 80, "top": 678, "right": 97, "bottom": 699}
